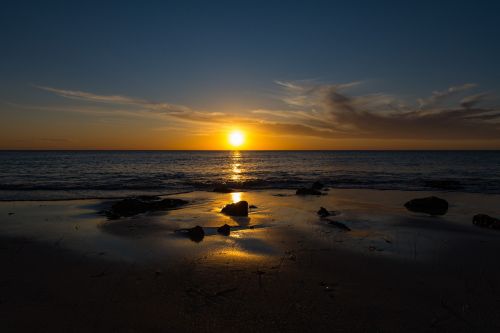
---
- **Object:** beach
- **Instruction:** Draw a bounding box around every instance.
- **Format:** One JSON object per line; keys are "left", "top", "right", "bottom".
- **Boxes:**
{"left": 1, "top": 189, "right": 500, "bottom": 332}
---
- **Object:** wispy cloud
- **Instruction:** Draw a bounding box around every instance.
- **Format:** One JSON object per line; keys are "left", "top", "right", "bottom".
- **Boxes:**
{"left": 35, "top": 81, "right": 500, "bottom": 140}
{"left": 35, "top": 85, "right": 191, "bottom": 114}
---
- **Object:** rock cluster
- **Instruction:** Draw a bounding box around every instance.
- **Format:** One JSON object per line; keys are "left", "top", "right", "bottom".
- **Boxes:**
{"left": 105, "top": 196, "right": 188, "bottom": 219}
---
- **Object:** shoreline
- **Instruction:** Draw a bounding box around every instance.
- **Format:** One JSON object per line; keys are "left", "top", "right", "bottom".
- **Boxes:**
{"left": 1, "top": 188, "right": 500, "bottom": 331}
{"left": 2, "top": 184, "right": 500, "bottom": 202}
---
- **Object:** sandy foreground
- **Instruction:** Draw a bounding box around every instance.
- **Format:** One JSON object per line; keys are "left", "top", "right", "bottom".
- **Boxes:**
{"left": 1, "top": 189, "right": 500, "bottom": 332}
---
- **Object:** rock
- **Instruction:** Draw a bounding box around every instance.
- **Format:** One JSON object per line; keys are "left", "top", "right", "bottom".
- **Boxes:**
{"left": 221, "top": 201, "right": 248, "bottom": 216}
{"left": 312, "top": 181, "right": 324, "bottom": 190}
{"left": 325, "top": 219, "right": 351, "bottom": 231}
{"left": 217, "top": 224, "right": 231, "bottom": 236}
{"left": 187, "top": 226, "right": 205, "bottom": 242}
{"left": 249, "top": 205, "right": 257, "bottom": 209}
{"left": 424, "top": 180, "right": 462, "bottom": 190}
{"left": 213, "top": 184, "right": 233, "bottom": 193}
{"left": 404, "top": 196, "right": 448, "bottom": 216}
{"left": 473, "top": 214, "right": 500, "bottom": 230}
{"left": 107, "top": 197, "right": 188, "bottom": 218}
{"left": 296, "top": 188, "right": 322, "bottom": 195}
{"left": 317, "top": 207, "right": 330, "bottom": 217}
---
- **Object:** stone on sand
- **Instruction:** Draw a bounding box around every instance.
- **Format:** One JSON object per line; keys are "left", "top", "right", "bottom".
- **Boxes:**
{"left": 317, "top": 207, "right": 330, "bottom": 217}
{"left": 217, "top": 224, "right": 231, "bottom": 236}
{"left": 221, "top": 201, "right": 249, "bottom": 216}
{"left": 473, "top": 214, "right": 500, "bottom": 230}
{"left": 404, "top": 196, "right": 448, "bottom": 216}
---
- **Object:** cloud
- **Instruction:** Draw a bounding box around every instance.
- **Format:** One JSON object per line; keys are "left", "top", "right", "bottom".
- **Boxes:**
{"left": 35, "top": 85, "right": 191, "bottom": 114}
{"left": 35, "top": 82, "right": 500, "bottom": 141}
{"left": 417, "top": 83, "right": 477, "bottom": 109}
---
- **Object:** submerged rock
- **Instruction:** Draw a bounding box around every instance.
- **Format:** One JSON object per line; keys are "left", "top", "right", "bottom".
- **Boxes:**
{"left": 221, "top": 201, "right": 248, "bottom": 216}
{"left": 187, "top": 226, "right": 205, "bottom": 242}
{"left": 106, "top": 197, "right": 188, "bottom": 218}
{"left": 317, "top": 207, "right": 330, "bottom": 217}
{"left": 473, "top": 214, "right": 500, "bottom": 230}
{"left": 213, "top": 184, "right": 233, "bottom": 193}
{"left": 296, "top": 188, "right": 322, "bottom": 196}
{"left": 217, "top": 224, "right": 231, "bottom": 236}
{"left": 404, "top": 196, "right": 448, "bottom": 216}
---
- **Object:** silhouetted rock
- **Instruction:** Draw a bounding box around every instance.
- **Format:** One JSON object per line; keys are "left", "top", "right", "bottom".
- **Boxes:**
{"left": 217, "top": 224, "right": 231, "bottom": 236}
{"left": 325, "top": 219, "right": 351, "bottom": 231}
{"left": 296, "top": 188, "right": 322, "bottom": 195}
{"left": 221, "top": 201, "right": 248, "bottom": 216}
{"left": 404, "top": 196, "right": 448, "bottom": 216}
{"left": 424, "top": 180, "right": 462, "bottom": 190}
{"left": 107, "top": 197, "right": 188, "bottom": 218}
{"left": 317, "top": 207, "right": 330, "bottom": 217}
{"left": 473, "top": 214, "right": 500, "bottom": 230}
{"left": 312, "top": 181, "right": 324, "bottom": 190}
{"left": 187, "top": 226, "right": 205, "bottom": 242}
{"left": 213, "top": 184, "right": 233, "bottom": 193}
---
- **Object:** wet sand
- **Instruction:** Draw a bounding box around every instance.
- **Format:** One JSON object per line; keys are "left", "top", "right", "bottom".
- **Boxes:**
{"left": 1, "top": 189, "right": 500, "bottom": 332}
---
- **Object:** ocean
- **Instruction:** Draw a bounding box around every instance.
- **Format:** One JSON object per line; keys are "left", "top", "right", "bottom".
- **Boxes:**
{"left": 0, "top": 150, "right": 499, "bottom": 200}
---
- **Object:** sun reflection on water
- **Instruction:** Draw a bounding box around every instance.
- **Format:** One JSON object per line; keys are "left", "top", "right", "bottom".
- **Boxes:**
{"left": 231, "top": 192, "right": 242, "bottom": 203}
{"left": 230, "top": 150, "right": 243, "bottom": 182}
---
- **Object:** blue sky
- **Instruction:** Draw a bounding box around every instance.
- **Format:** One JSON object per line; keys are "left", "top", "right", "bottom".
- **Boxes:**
{"left": 1, "top": 0, "right": 500, "bottom": 149}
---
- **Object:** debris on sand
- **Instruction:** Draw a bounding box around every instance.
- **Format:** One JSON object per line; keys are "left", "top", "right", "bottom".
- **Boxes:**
{"left": 221, "top": 201, "right": 249, "bottom": 216}
{"left": 186, "top": 226, "right": 205, "bottom": 242}
{"left": 217, "top": 224, "right": 231, "bottom": 236}
{"left": 105, "top": 196, "right": 188, "bottom": 219}
{"left": 473, "top": 214, "right": 500, "bottom": 230}
{"left": 324, "top": 219, "right": 351, "bottom": 231}
{"left": 404, "top": 196, "right": 448, "bottom": 216}
{"left": 213, "top": 184, "right": 233, "bottom": 193}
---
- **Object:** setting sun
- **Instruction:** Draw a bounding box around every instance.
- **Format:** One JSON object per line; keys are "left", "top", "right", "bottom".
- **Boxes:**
{"left": 228, "top": 130, "right": 245, "bottom": 148}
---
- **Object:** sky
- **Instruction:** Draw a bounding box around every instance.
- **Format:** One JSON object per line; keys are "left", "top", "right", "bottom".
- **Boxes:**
{"left": 1, "top": 0, "right": 500, "bottom": 149}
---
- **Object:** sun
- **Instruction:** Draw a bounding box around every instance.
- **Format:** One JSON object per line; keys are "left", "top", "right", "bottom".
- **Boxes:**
{"left": 228, "top": 130, "right": 245, "bottom": 148}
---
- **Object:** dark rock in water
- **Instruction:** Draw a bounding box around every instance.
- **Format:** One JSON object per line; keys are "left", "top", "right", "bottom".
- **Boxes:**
{"left": 473, "top": 214, "right": 500, "bottom": 230}
{"left": 325, "top": 219, "right": 351, "bottom": 231}
{"left": 317, "top": 207, "right": 330, "bottom": 217}
{"left": 213, "top": 184, "right": 233, "bottom": 193}
{"left": 296, "top": 188, "right": 322, "bottom": 196}
{"left": 312, "top": 181, "right": 324, "bottom": 190}
{"left": 249, "top": 205, "right": 257, "bottom": 209}
{"left": 107, "top": 197, "right": 188, "bottom": 218}
{"left": 404, "top": 196, "right": 448, "bottom": 216}
{"left": 217, "top": 224, "right": 231, "bottom": 236}
{"left": 221, "top": 201, "right": 248, "bottom": 216}
{"left": 187, "top": 226, "right": 205, "bottom": 242}
{"left": 424, "top": 180, "right": 462, "bottom": 190}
